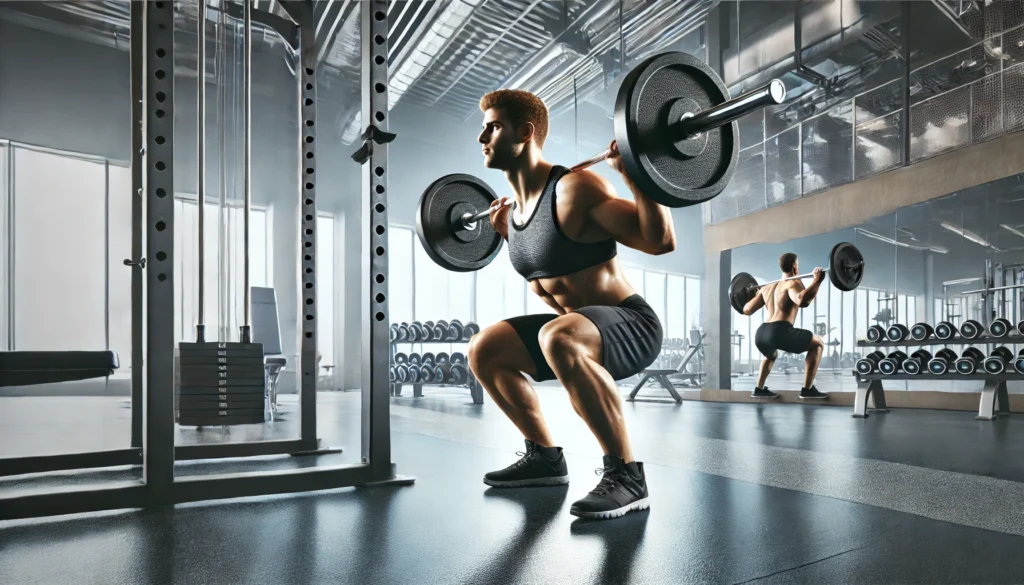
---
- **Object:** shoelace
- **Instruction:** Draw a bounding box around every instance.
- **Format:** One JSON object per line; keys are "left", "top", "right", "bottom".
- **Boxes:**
{"left": 507, "top": 449, "right": 537, "bottom": 471}
{"left": 589, "top": 465, "right": 624, "bottom": 497}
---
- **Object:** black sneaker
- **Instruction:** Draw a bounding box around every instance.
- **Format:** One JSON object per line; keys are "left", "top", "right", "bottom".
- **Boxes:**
{"left": 800, "top": 386, "right": 829, "bottom": 400}
{"left": 569, "top": 455, "right": 649, "bottom": 520}
{"left": 751, "top": 386, "right": 779, "bottom": 399}
{"left": 483, "top": 440, "right": 570, "bottom": 488}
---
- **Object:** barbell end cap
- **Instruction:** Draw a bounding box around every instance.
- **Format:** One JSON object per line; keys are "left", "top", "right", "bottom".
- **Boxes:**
{"left": 769, "top": 79, "right": 786, "bottom": 104}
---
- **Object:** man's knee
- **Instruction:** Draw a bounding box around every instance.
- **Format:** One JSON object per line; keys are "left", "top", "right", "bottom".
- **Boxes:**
{"left": 468, "top": 327, "right": 504, "bottom": 376}
{"left": 809, "top": 336, "right": 824, "bottom": 352}
{"left": 538, "top": 322, "right": 579, "bottom": 370}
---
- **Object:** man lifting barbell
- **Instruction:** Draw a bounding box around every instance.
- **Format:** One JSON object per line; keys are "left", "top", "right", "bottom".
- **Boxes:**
{"left": 741, "top": 253, "right": 829, "bottom": 401}
{"left": 413, "top": 52, "right": 786, "bottom": 520}
{"left": 729, "top": 243, "right": 864, "bottom": 401}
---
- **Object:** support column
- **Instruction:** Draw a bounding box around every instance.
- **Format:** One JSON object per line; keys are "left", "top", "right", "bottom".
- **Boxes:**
{"left": 703, "top": 249, "right": 732, "bottom": 390}
{"left": 142, "top": 0, "right": 176, "bottom": 499}
{"left": 295, "top": 2, "right": 319, "bottom": 450}
{"left": 360, "top": 0, "right": 393, "bottom": 476}
{"left": 129, "top": 0, "right": 144, "bottom": 449}
{"left": 924, "top": 253, "right": 935, "bottom": 323}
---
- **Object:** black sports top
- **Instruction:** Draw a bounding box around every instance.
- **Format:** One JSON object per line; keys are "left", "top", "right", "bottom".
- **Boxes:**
{"left": 507, "top": 165, "right": 617, "bottom": 281}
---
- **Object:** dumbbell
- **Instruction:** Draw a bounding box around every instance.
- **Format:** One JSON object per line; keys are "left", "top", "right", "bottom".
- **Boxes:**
{"left": 983, "top": 346, "right": 1014, "bottom": 374}
{"left": 450, "top": 352, "right": 466, "bottom": 366}
{"left": 393, "top": 352, "right": 408, "bottom": 367}
{"left": 448, "top": 320, "right": 465, "bottom": 341}
{"left": 432, "top": 320, "right": 449, "bottom": 340}
{"left": 434, "top": 362, "right": 470, "bottom": 384}
{"left": 990, "top": 318, "right": 1012, "bottom": 338}
{"left": 434, "top": 352, "right": 450, "bottom": 367}
{"left": 886, "top": 324, "right": 910, "bottom": 342}
{"left": 927, "top": 349, "right": 959, "bottom": 375}
{"left": 855, "top": 351, "right": 886, "bottom": 374}
{"left": 407, "top": 322, "right": 423, "bottom": 341}
{"left": 420, "top": 352, "right": 435, "bottom": 368}
{"left": 1017, "top": 320, "right": 1024, "bottom": 336}
{"left": 901, "top": 350, "right": 932, "bottom": 375}
{"left": 954, "top": 347, "right": 986, "bottom": 374}
{"left": 464, "top": 322, "right": 480, "bottom": 339}
{"left": 395, "top": 365, "right": 410, "bottom": 383}
{"left": 390, "top": 324, "right": 399, "bottom": 342}
{"left": 1013, "top": 349, "right": 1024, "bottom": 374}
{"left": 408, "top": 353, "right": 421, "bottom": 367}
{"left": 934, "top": 321, "right": 958, "bottom": 340}
{"left": 419, "top": 364, "right": 436, "bottom": 383}
{"left": 405, "top": 364, "right": 420, "bottom": 383}
{"left": 389, "top": 365, "right": 397, "bottom": 382}
{"left": 959, "top": 320, "right": 983, "bottom": 340}
{"left": 396, "top": 323, "right": 411, "bottom": 342}
{"left": 878, "top": 351, "right": 908, "bottom": 375}
{"left": 867, "top": 325, "right": 886, "bottom": 343}
{"left": 909, "top": 322, "right": 933, "bottom": 341}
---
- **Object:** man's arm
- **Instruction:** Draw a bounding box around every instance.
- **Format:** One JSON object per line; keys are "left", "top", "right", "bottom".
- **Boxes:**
{"left": 787, "top": 269, "right": 825, "bottom": 307}
{"left": 742, "top": 289, "right": 765, "bottom": 316}
{"left": 561, "top": 171, "right": 676, "bottom": 255}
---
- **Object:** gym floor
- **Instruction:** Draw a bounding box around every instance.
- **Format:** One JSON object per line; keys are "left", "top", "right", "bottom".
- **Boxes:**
{"left": 3, "top": 388, "right": 1024, "bottom": 584}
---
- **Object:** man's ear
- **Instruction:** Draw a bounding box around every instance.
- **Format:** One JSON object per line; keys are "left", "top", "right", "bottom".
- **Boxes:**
{"left": 520, "top": 121, "right": 536, "bottom": 144}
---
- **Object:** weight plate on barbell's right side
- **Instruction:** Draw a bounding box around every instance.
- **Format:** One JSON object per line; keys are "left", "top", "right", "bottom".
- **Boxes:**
{"left": 614, "top": 51, "right": 737, "bottom": 208}
{"left": 415, "top": 174, "right": 504, "bottom": 272}
{"left": 828, "top": 242, "right": 864, "bottom": 291}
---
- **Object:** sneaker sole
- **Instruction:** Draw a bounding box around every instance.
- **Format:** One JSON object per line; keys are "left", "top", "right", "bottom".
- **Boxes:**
{"left": 570, "top": 497, "right": 650, "bottom": 520}
{"left": 799, "top": 396, "right": 829, "bottom": 400}
{"left": 483, "top": 475, "right": 570, "bottom": 488}
{"left": 751, "top": 394, "right": 779, "bottom": 399}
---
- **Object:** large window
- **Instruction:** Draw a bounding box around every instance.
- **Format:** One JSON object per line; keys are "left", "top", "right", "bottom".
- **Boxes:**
{"left": 173, "top": 197, "right": 271, "bottom": 343}
{"left": 317, "top": 214, "right": 334, "bottom": 366}
{"left": 13, "top": 147, "right": 107, "bottom": 351}
{"left": 389, "top": 225, "right": 415, "bottom": 324}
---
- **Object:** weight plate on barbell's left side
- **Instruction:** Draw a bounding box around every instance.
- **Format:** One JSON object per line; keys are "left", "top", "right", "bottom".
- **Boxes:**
{"left": 828, "top": 242, "right": 864, "bottom": 291}
{"left": 415, "top": 174, "right": 504, "bottom": 272}
{"left": 614, "top": 51, "right": 738, "bottom": 208}
{"left": 728, "top": 272, "right": 758, "bottom": 314}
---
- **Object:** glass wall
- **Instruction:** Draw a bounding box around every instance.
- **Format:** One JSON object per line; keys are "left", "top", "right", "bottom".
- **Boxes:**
{"left": 713, "top": 1, "right": 1024, "bottom": 224}
{"left": 730, "top": 171, "right": 1024, "bottom": 394}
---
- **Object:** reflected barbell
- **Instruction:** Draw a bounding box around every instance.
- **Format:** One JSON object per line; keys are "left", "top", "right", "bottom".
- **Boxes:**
{"left": 728, "top": 243, "right": 865, "bottom": 314}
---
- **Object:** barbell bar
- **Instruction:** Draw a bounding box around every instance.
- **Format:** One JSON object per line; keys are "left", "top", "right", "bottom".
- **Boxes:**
{"left": 728, "top": 242, "right": 866, "bottom": 314}
{"left": 457, "top": 80, "right": 785, "bottom": 232}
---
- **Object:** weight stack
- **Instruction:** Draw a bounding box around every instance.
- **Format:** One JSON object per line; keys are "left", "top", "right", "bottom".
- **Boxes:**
{"left": 176, "top": 342, "right": 266, "bottom": 426}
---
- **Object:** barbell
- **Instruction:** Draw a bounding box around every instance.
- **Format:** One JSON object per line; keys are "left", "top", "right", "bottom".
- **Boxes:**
{"left": 415, "top": 51, "right": 787, "bottom": 273}
{"left": 727, "top": 243, "right": 866, "bottom": 314}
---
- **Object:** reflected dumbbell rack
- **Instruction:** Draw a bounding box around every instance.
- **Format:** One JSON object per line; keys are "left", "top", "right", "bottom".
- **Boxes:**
{"left": 389, "top": 320, "right": 484, "bottom": 404}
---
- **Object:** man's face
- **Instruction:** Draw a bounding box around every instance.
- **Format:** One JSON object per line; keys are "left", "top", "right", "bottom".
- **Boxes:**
{"left": 478, "top": 108, "right": 524, "bottom": 169}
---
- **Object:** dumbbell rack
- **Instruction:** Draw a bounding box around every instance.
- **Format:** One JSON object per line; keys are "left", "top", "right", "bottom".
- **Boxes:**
{"left": 390, "top": 341, "right": 483, "bottom": 405}
{"left": 855, "top": 334, "right": 1024, "bottom": 420}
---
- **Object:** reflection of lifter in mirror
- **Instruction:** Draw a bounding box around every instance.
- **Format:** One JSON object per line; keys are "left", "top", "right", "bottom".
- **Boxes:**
{"left": 742, "top": 253, "right": 829, "bottom": 400}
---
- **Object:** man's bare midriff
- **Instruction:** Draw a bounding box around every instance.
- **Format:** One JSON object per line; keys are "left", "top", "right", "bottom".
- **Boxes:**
{"left": 528, "top": 258, "right": 636, "bottom": 314}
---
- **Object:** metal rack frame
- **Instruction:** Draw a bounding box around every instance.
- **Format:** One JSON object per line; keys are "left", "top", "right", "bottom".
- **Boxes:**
{"left": 0, "top": 0, "right": 411, "bottom": 521}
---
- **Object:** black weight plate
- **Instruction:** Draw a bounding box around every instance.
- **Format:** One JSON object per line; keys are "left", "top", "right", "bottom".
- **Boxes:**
{"left": 178, "top": 407, "right": 266, "bottom": 417}
{"left": 179, "top": 356, "right": 265, "bottom": 366}
{"left": 903, "top": 360, "right": 921, "bottom": 375}
{"left": 178, "top": 385, "right": 265, "bottom": 395}
{"left": 990, "top": 319, "right": 1010, "bottom": 337}
{"left": 910, "top": 323, "right": 932, "bottom": 341}
{"left": 177, "top": 364, "right": 266, "bottom": 375}
{"left": 1015, "top": 358, "right": 1024, "bottom": 374}
{"left": 450, "top": 352, "right": 466, "bottom": 365}
{"left": 828, "top": 242, "right": 864, "bottom": 291}
{"left": 177, "top": 397, "right": 266, "bottom": 408}
{"left": 614, "top": 52, "right": 737, "bottom": 207}
{"left": 728, "top": 272, "right": 757, "bottom": 314}
{"left": 178, "top": 377, "right": 265, "bottom": 387}
{"left": 177, "top": 415, "right": 266, "bottom": 426}
{"left": 416, "top": 174, "right": 503, "bottom": 272}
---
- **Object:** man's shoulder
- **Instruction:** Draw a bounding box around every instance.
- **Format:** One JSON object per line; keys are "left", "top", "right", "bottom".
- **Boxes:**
{"left": 555, "top": 169, "right": 614, "bottom": 204}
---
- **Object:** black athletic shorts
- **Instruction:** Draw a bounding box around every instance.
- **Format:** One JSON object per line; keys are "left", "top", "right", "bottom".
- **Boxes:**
{"left": 504, "top": 294, "right": 663, "bottom": 382}
{"left": 754, "top": 321, "right": 814, "bottom": 359}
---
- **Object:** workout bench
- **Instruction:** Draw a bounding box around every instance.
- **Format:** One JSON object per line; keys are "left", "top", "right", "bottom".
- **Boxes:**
{"left": 627, "top": 331, "right": 705, "bottom": 404}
